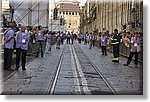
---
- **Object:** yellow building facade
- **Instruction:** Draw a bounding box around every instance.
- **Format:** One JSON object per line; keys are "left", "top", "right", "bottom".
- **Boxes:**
{"left": 58, "top": 1, "right": 80, "bottom": 33}
{"left": 80, "top": 0, "right": 143, "bottom": 34}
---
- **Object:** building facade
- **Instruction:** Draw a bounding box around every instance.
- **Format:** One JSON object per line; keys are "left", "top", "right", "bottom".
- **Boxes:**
{"left": 80, "top": 0, "right": 143, "bottom": 34}
{"left": 57, "top": 0, "right": 80, "bottom": 33}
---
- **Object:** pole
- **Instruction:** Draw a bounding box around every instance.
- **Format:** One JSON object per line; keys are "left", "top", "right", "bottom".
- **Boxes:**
{"left": 38, "top": 1, "right": 40, "bottom": 26}
{"left": 46, "top": 0, "right": 49, "bottom": 27}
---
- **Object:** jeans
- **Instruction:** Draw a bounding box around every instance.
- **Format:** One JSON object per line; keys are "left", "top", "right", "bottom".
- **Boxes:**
{"left": 36, "top": 40, "right": 44, "bottom": 57}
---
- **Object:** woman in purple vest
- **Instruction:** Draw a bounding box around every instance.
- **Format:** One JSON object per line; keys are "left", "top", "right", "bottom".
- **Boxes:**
{"left": 15, "top": 25, "right": 30, "bottom": 70}
{"left": 124, "top": 33, "right": 141, "bottom": 66}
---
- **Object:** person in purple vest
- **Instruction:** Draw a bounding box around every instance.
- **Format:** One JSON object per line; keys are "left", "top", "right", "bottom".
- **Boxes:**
{"left": 56, "top": 36, "right": 61, "bottom": 49}
{"left": 36, "top": 25, "right": 45, "bottom": 57}
{"left": 71, "top": 32, "right": 74, "bottom": 44}
{"left": 92, "top": 31, "right": 97, "bottom": 47}
{"left": 124, "top": 33, "right": 141, "bottom": 66}
{"left": 15, "top": 25, "right": 30, "bottom": 70}
{"left": 3, "top": 22, "right": 15, "bottom": 71}
{"left": 45, "top": 31, "right": 52, "bottom": 52}
{"left": 100, "top": 32, "right": 108, "bottom": 56}
{"left": 60, "top": 32, "right": 64, "bottom": 44}
{"left": 88, "top": 32, "right": 93, "bottom": 49}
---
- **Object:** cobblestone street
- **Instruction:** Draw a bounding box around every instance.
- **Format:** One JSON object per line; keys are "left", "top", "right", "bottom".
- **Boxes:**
{"left": 1, "top": 41, "right": 143, "bottom": 95}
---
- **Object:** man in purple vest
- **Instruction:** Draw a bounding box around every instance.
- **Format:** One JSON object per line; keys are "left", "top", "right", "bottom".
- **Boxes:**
{"left": 36, "top": 26, "right": 45, "bottom": 57}
{"left": 3, "top": 22, "right": 15, "bottom": 71}
{"left": 15, "top": 25, "right": 30, "bottom": 70}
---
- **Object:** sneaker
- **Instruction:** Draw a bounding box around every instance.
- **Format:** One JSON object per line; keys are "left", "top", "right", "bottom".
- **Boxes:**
{"left": 124, "top": 64, "right": 128, "bottom": 66}
{"left": 49, "top": 48, "right": 51, "bottom": 51}
{"left": 115, "top": 60, "right": 119, "bottom": 63}
{"left": 112, "top": 60, "right": 115, "bottom": 62}
{"left": 22, "top": 68, "right": 26, "bottom": 70}
{"left": 112, "top": 60, "right": 119, "bottom": 63}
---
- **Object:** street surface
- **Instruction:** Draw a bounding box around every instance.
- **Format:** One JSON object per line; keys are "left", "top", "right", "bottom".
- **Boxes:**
{"left": 1, "top": 40, "right": 143, "bottom": 95}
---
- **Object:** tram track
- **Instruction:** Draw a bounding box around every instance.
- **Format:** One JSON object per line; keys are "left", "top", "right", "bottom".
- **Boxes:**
{"left": 73, "top": 43, "right": 118, "bottom": 95}
{"left": 48, "top": 43, "right": 117, "bottom": 95}
{"left": 47, "top": 42, "right": 142, "bottom": 95}
{"left": 47, "top": 44, "right": 66, "bottom": 95}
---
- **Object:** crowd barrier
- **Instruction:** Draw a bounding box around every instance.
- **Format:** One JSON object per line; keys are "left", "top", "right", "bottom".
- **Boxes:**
{"left": 95, "top": 40, "right": 143, "bottom": 62}
{"left": 27, "top": 36, "right": 56, "bottom": 55}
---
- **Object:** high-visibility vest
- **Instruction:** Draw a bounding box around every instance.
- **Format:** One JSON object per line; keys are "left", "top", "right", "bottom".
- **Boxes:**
{"left": 111, "top": 34, "right": 120, "bottom": 45}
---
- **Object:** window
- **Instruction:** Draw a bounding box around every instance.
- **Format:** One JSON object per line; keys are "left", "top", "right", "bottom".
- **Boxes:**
{"left": 63, "top": 12, "right": 65, "bottom": 15}
{"left": 76, "top": 12, "right": 78, "bottom": 15}
{"left": 69, "top": 12, "right": 71, "bottom": 15}
{"left": 66, "top": 12, "right": 68, "bottom": 15}
{"left": 72, "top": 12, "right": 74, "bottom": 15}
{"left": 60, "top": 11, "right": 61, "bottom": 14}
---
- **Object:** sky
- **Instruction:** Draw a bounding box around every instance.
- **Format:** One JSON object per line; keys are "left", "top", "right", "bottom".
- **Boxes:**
{"left": 78, "top": 0, "right": 87, "bottom": 6}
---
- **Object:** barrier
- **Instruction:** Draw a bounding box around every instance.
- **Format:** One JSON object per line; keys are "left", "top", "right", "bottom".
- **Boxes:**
{"left": 27, "top": 35, "right": 56, "bottom": 55}
{"left": 95, "top": 40, "right": 143, "bottom": 62}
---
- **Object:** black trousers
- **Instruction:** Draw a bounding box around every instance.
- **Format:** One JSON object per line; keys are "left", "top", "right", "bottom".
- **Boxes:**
{"left": 4, "top": 48, "right": 13, "bottom": 69}
{"left": 78, "top": 38, "right": 81, "bottom": 43}
{"left": 101, "top": 46, "right": 107, "bottom": 56}
{"left": 113, "top": 44, "right": 120, "bottom": 58}
{"left": 92, "top": 40, "right": 95, "bottom": 47}
{"left": 84, "top": 39, "right": 87, "bottom": 44}
{"left": 67, "top": 38, "right": 70, "bottom": 44}
{"left": 71, "top": 38, "right": 74, "bottom": 44}
{"left": 61, "top": 38, "right": 64, "bottom": 44}
{"left": 36, "top": 41, "right": 44, "bottom": 57}
{"left": 16, "top": 48, "right": 27, "bottom": 69}
{"left": 127, "top": 52, "right": 139, "bottom": 65}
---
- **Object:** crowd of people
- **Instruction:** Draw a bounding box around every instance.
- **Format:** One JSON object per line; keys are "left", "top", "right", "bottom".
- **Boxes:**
{"left": 3, "top": 21, "right": 142, "bottom": 71}
{"left": 2, "top": 22, "right": 78, "bottom": 71}
{"left": 3, "top": 22, "right": 50, "bottom": 71}
{"left": 77, "top": 29, "right": 142, "bottom": 66}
